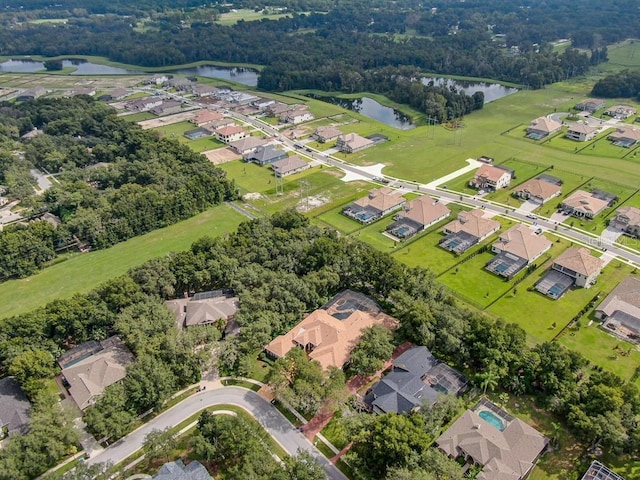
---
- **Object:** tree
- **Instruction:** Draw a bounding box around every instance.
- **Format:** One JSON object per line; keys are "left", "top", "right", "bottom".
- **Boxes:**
{"left": 283, "top": 450, "right": 327, "bottom": 480}
{"left": 478, "top": 368, "right": 499, "bottom": 395}
{"left": 349, "top": 325, "right": 395, "bottom": 377}
{"left": 43, "top": 60, "right": 63, "bottom": 71}
{"left": 143, "top": 427, "right": 176, "bottom": 464}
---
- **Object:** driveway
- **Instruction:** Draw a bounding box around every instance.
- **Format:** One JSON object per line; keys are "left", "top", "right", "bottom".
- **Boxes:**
{"left": 87, "top": 387, "right": 346, "bottom": 480}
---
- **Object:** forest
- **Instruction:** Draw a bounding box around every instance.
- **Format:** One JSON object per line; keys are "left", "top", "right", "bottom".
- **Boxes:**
{"left": 592, "top": 69, "right": 640, "bottom": 100}
{"left": 0, "top": 1, "right": 609, "bottom": 90}
{"left": 0, "top": 97, "right": 237, "bottom": 281}
{"left": 0, "top": 211, "right": 638, "bottom": 479}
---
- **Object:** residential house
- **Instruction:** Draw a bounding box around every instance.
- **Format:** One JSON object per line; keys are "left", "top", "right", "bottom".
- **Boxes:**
{"left": 512, "top": 177, "right": 562, "bottom": 204}
{"left": 605, "top": 104, "right": 637, "bottom": 119}
{"left": 574, "top": 99, "right": 605, "bottom": 113}
{"left": 0, "top": 377, "right": 30, "bottom": 438}
{"left": 536, "top": 247, "right": 603, "bottom": 299}
{"left": 166, "top": 77, "right": 194, "bottom": 91}
{"left": 526, "top": 116, "right": 562, "bottom": 139}
{"left": 271, "top": 155, "right": 310, "bottom": 177}
{"left": 16, "top": 87, "right": 46, "bottom": 101}
{"left": 343, "top": 187, "right": 406, "bottom": 224}
{"left": 229, "top": 136, "right": 269, "bottom": 155}
{"left": 191, "top": 84, "right": 220, "bottom": 97}
{"left": 560, "top": 190, "right": 610, "bottom": 218}
{"left": 145, "top": 74, "right": 169, "bottom": 85}
{"left": 70, "top": 87, "right": 96, "bottom": 97}
{"left": 611, "top": 206, "right": 640, "bottom": 237}
{"left": 150, "top": 100, "right": 183, "bottom": 116}
{"left": 364, "top": 346, "right": 468, "bottom": 414}
{"left": 224, "top": 91, "right": 259, "bottom": 105}
{"left": 566, "top": 124, "right": 598, "bottom": 142}
{"left": 165, "top": 290, "right": 239, "bottom": 329}
{"left": 98, "top": 88, "right": 129, "bottom": 101}
{"left": 336, "top": 133, "right": 375, "bottom": 153}
{"left": 265, "top": 290, "right": 397, "bottom": 370}
{"left": 580, "top": 461, "right": 626, "bottom": 480}
{"left": 281, "top": 106, "right": 314, "bottom": 124}
{"left": 126, "top": 97, "right": 164, "bottom": 112}
{"left": 203, "top": 118, "right": 236, "bottom": 132}
{"left": 440, "top": 209, "right": 501, "bottom": 254}
{"left": 387, "top": 195, "right": 451, "bottom": 239}
{"left": 21, "top": 128, "right": 44, "bottom": 140}
{"left": 313, "top": 126, "right": 343, "bottom": 143}
{"left": 191, "top": 110, "right": 223, "bottom": 127}
{"left": 596, "top": 276, "right": 640, "bottom": 341}
{"left": 487, "top": 224, "right": 552, "bottom": 278}
{"left": 252, "top": 98, "right": 275, "bottom": 110}
{"left": 608, "top": 126, "right": 640, "bottom": 147}
{"left": 469, "top": 164, "right": 512, "bottom": 191}
{"left": 265, "top": 102, "right": 294, "bottom": 117}
{"left": 215, "top": 125, "right": 248, "bottom": 144}
{"left": 436, "top": 399, "right": 548, "bottom": 480}
{"left": 152, "top": 459, "right": 213, "bottom": 480}
{"left": 59, "top": 336, "right": 134, "bottom": 409}
{"left": 243, "top": 145, "right": 288, "bottom": 165}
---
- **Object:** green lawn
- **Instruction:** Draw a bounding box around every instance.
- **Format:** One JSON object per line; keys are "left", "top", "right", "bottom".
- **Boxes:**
{"left": 0, "top": 204, "right": 245, "bottom": 320}
{"left": 121, "top": 112, "right": 155, "bottom": 122}
{"left": 558, "top": 321, "right": 640, "bottom": 387}
{"left": 215, "top": 9, "right": 293, "bottom": 26}
{"left": 153, "top": 121, "right": 197, "bottom": 138}
{"left": 317, "top": 207, "right": 363, "bottom": 234}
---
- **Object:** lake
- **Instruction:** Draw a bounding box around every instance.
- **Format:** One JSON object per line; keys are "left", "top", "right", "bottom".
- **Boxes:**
{"left": 421, "top": 77, "right": 518, "bottom": 103}
{"left": 0, "top": 59, "right": 260, "bottom": 86}
{"left": 312, "top": 96, "right": 415, "bottom": 130}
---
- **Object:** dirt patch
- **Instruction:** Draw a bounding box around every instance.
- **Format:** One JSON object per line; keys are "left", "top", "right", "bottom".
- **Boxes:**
{"left": 137, "top": 111, "right": 196, "bottom": 130}
{"left": 297, "top": 194, "right": 329, "bottom": 212}
{"left": 243, "top": 192, "right": 264, "bottom": 201}
{"left": 203, "top": 147, "right": 240, "bottom": 165}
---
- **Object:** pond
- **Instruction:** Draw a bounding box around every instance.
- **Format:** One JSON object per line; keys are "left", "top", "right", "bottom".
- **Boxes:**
{"left": 421, "top": 77, "right": 518, "bottom": 103}
{"left": 170, "top": 66, "right": 259, "bottom": 87}
{"left": 0, "top": 59, "right": 139, "bottom": 75}
{"left": 312, "top": 95, "right": 415, "bottom": 130}
{"left": 0, "top": 59, "right": 260, "bottom": 86}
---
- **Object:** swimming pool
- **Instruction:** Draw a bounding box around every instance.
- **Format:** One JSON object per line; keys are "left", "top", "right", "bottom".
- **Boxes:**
{"left": 478, "top": 410, "right": 506, "bottom": 431}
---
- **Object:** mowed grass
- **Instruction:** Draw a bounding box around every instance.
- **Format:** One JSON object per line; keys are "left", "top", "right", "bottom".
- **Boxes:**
{"left": 0, "top": 204, "right": 246, "bottom": 320}
{"left": 215, "top": 9, "right": 292, "bottom": 26}
{"left": 121, "top": 112, "right": 155, "bottom": 122}
{"left": 558, "top": 322, "right": 640, "bottom": 387}
{"left": 489, "top": 258, "right": 634, "bottom": 345}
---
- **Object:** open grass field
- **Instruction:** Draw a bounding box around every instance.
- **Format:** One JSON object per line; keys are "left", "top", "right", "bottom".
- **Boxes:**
{"left": 558, "top": 321, "right": 640, "bottom": 387}
{"left": 152, "top": 121, "right": 226, "bottom": 152}
{"left": 121, "top": 112, "right": 155, "bottom": 122}
{"left": 215, "top": 9, "right": 293, "bottom": 26}
{"left": 0, "top": 204, "right": 245, "bottom": 320}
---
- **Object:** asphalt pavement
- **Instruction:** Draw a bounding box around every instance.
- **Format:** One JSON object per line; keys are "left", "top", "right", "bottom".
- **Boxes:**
{"left": 87, "top": 387, "right": 347, "bottom": 480}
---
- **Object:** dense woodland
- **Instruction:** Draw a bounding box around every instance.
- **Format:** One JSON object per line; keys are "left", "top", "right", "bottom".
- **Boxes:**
{"left": 0, "top": 97, "right": 237, "bottom": 281}
{"left": 0, "top": 212, "right": 638, "bottom": 479}
{"left": 0, "top": 1, "right": 612, "bottom": 92}
{"left": 592, "top": 69, "right": 640, "bottom": 100}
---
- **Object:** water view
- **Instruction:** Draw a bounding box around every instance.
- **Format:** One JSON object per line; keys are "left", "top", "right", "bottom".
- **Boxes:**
{"left": 171, "top": 66, "right": 259, "bottom": 87}
{"left": 0, "top": 59, "right": 260, "bottom": 86}
{"left": 421, "top": 77, "right": 518, "bottom": 103}
{"left": 312, "top": 95, "right": 415, "bottom": 130}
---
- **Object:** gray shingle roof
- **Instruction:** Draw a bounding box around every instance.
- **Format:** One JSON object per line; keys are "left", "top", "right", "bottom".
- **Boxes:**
{"left": 0, "top": 377, "right": 30, "bottom": 436}
{"left": 153, "top": 460, "right": 213, "bottom": 480}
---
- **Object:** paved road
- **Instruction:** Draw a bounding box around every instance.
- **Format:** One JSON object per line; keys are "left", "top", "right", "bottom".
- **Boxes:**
{"left": 87, "top": 387, "right": 346, "bottom": 480}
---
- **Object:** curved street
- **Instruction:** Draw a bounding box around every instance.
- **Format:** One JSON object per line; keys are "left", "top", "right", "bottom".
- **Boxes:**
{"left": 87, "top": 387, "right": 347, "bottom": 480}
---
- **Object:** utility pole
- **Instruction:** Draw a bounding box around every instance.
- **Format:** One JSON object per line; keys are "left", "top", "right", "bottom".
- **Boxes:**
{"left": 426, "top": 116, "right": 437, "bottom": 139}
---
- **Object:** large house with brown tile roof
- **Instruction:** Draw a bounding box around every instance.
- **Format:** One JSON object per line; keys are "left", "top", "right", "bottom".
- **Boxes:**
{"left": 387, "top": 195, "right": 450, "bottom": 239}
{"left": 611, "top": 206, "right": 640, "bottom": 238}
{"left": 440, "top": 209, "right": 501, "bottom": 254}
{"left": 191, "top": 110, "right": 223, "bottom": 127}
{"left": 596, "top": 276, "right": 640, "bottom": 342}
{"left": 526, "top": 116, "right": 562, "bottom": 139}
{"left": 512, "top": 177, "right": 562, "bottom": 204}
{"left": 487, "top": 224, "right": 552, "bottom": 278}
{"left": 281, "top": 105, "right": 314, "bottom": 124}
{"left": 229, "top": 136, "right": 269, "bottom": 155}
{"left": 536, "top": 247, "right": 604, "bottom": 298}
{"left": 605, "top": 104, "right": 637, "bottom": 119}
{"left": 313, "top": 126, "right": 342, "bottom": 143}
{"left": 608, "top": 126, "right": 640, "bottom": 147}
{"left": 566, "top": 124, "right": 598, "bottom": 142}
{"left": 469, "top": 164, "right": 512, "bottom": 191}
{"left": 336, "top": 133, "right": 375, "bottom": 153}
{"left": 436, "top": 399, "right": 548, "bottom": 480}
{"left": 265, "top": 290, "right": 397, "bottom": 370}
{"left": 59, "top": 336, "right": 134, "bottom": 410}
{"left": 574, "top": 98, "right": 605, "bottom": 113}
{"left": 343, "top": 187, "right": 406, "bottom": 224}
{"left": 215, "top": 125, "right": 248, "bottom": 144}
{"left": 560, "top": 190, "right": 610, "bottom": 218}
